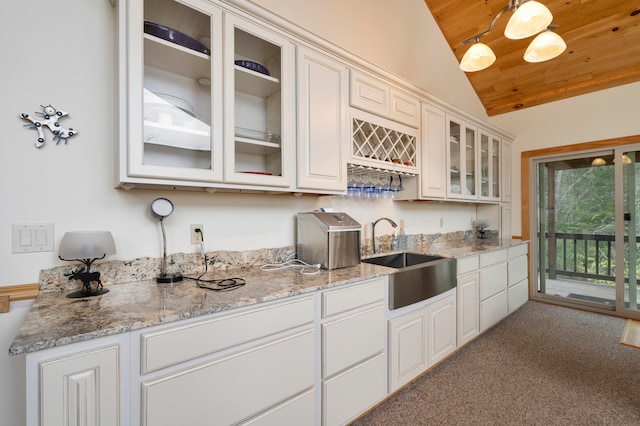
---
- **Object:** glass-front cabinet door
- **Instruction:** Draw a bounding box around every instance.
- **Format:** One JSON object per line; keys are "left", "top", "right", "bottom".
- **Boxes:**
{"left": 478, "top": 129, "right": 501, "bottom": 201}
{"left": 446, "top": 114, "right": 477, "bottom": 200}
{"left": 121, "top": 0, "right": 223, "bottom": 185}
{"left": 223, "top": 14, "right": 293, "bottom": 188}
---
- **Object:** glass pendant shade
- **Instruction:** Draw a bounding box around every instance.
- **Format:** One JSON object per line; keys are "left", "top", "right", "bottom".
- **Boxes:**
{"left": 524, "top": 30, "right": 566, "bottom": 62}
{"left": 460, "top": 42, "right": 496, "bottom": 72}
{"left": 504, "top": 1, "right": 553, "bottom": 40}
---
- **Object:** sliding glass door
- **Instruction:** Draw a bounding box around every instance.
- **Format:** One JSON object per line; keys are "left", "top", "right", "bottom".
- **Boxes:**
{"left": 534, "top": 146, "right": 640, "bottom": 316}
{"left": 619, "top": 150, "right": 639, "bottom": 313}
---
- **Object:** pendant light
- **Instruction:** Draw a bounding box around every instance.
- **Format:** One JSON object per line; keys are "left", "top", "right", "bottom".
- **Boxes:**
{"left": 460, "top": 40, "right": 496, "bottom": 72}
{"left": 459, "top": 0, "right": 565, "bottom": 72}
{"left": 504, "top": 1, "right": 553, "bottom": 40}
{"left": 524, "top": 29, "right": 567, "bottom": 62}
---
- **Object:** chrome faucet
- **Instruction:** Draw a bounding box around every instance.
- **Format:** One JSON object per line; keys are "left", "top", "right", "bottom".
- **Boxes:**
{"left": 372, "top": 217, "right": 398, "bottom": 254}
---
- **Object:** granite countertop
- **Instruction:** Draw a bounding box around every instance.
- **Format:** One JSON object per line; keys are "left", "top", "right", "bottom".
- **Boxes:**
{"left": 9, "top": 238, "right": 526, "bottom": 356}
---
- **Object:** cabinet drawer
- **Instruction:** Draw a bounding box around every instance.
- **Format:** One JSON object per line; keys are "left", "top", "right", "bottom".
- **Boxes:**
{"left": 141, "top": 296, "right": 315, "bottom": 373}
{"left": 241, "top": 389, "right": 315, "bottom": 426}
{"left": 509, "top": 255, "right": 528, "bottom": 286}
{"left": 509, "top": 243, "right": 528, "bottom": 258}
{"left": 479, "top": 249, "right": 508, "bottom": 268}
{"left": 480, "top": 290, "right": 508, "bottom": 332}
{"left": 142, "top": 330, "right": 315, "bottom": 426}
{"left": 508, "top": 279, "right": 529, "bottom": 313}
{"left": 322, "top": 277, "right": 385, "bottom": 318}
{"left": 479, "top": 263, "right": 508, "bottom": 301}
{"left": 323, "top": 353, "right": 386, "bottom": 426}
{"left": 457, "top": 255, "right": 479, "bottom": 275}
{"left": 322, "top": 306, "right": 385, "bottom": 379}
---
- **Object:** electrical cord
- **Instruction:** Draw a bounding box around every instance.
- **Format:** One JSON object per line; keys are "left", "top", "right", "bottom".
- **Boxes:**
{"left": 260, "top": 253, "right": 321, "bottom": 276}
{"left": 184, "top": 228, "right": 246, "bottom": 291}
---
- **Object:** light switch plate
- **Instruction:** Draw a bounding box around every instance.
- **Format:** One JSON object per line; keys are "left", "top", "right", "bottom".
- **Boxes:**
{"left": 12, "top": 223, "right": 54, "bottom": 253}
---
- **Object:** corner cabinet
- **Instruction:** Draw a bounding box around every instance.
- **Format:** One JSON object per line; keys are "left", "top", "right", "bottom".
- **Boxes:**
{"left": 116, "top": 0, "right": 293, "bottom": 190}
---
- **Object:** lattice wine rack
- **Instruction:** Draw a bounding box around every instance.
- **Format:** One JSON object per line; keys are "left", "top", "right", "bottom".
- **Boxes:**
{"left": 351, "top": 118, "right": 417, "bottom": 171}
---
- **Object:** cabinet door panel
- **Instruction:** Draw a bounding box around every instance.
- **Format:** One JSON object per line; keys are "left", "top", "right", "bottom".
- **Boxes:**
{"left": 223, "top": 13, "right": 293, "bottom": 187}
{"left": 389, "top": 88, "right": 420, "bottom": 128}
{"left": 142, "top": 330, "right": 314, "bottom": 426}
{"left": 388, "top": 307, "right": 427, "bottom": 392}
{"left": 428, "top": 294, "right": 457, "bottom": 366}
{"left": 457, "top": 272, "right": 480, "bottom": 346}
{"left": 350, "top": 71, "right": 390, "bottom": 116}
{"left": 421, "top": 103, "right": 447, "bottom": 198}
{"left": 121, "top": 0, "right": 224, "bottom": 184}
{"left": 40, "top": 345, "right": 120, "bottom": 426}
{"left": 296, "top": 46, "right": 348, "bottom": 191}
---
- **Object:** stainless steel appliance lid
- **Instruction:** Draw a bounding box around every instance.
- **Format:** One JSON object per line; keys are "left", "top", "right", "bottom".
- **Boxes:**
{"left": 298, "top": 212, "right": 361, "bottom": 231}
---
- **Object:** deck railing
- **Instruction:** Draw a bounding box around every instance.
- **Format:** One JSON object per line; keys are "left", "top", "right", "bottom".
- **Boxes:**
{"left": 544, "top": 232, "right": 640, "bottom": 284}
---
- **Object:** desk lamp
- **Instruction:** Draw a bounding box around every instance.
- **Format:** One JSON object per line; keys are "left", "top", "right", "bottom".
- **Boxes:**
{"left": 152, "top": 198, "right": 183, "bottom": 283}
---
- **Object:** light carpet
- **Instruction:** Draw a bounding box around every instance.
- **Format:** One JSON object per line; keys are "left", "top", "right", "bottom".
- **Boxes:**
{"left": 352, "top": 301, "right": 640, "bottom": 425}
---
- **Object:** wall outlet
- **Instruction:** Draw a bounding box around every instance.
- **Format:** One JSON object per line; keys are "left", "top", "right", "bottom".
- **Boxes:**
{"left": 190, "top": 224, "right": 203, "bottom": 244}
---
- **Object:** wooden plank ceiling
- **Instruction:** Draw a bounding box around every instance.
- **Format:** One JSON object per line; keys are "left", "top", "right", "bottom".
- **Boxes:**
{"left": 423, "top": 0, "right": 640, "bottom": 116}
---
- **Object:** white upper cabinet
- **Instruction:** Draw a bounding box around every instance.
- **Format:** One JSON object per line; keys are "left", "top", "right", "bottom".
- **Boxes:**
{"left": 295, "top": 46, "right": 349, "bottom": 193}
{"left": 223, "top": 13, "right": 294, "bottom": 188}
{"left": 501, "top": 139, "right": 513, "bottom": 203}
{"left": 117, "top": 0, "right": 294, "bottom": 190}
{"left": 118, "top": 0, "right": 223, "bottom": 186}
{"left": 446, "top": 114, "right": 478, "bottom": 200}
{"left": 350, "top": 70, "right": 420, "bottom": 128}
{"left": 420, "top": 102, "right": 447, "bottom": 199}
{"left": 478, "top": 128, "right": 501, "bottom": 202}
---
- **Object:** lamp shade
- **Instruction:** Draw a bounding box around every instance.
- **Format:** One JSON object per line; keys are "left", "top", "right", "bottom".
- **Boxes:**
{"left": 460, "top": 42, "right": 496, "bottom": 72}
{"left": 504, "top": 1, "right": 553, "bottom": 40}
{"left": 59, "top": 231, "right": 116, "bottom": 260}
{"left": 524, "top": 30, "right": 566, "bottom": 62}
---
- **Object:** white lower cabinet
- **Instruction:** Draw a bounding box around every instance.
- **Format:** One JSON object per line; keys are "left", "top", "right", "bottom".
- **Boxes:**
{"left": 388, "top": 289, "right": 456, "bottom": 393}
{"left": 457, "top": 244, "right": 528, "bottom": 340}
{"left": 136, "top": 295, "right": 316, "bottom": 426}
{"left": 141, "top": 330, "right": 315, "bottom": 426}
{"left": 508, "top": 243, "right": 529, "bottom": 313}
{"left": 26, "top": 335, "right": 128, "bottom": 426}
{"left": 320, "top": 278, "right": 386, "bottom": 425}
{"left": 456, "top": 254, "right": 480, "bottom": 347}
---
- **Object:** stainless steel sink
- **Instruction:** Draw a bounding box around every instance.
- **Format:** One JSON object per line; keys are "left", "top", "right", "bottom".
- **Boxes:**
{"left": 362, "top": 252, "right": 457, "bottom": 310}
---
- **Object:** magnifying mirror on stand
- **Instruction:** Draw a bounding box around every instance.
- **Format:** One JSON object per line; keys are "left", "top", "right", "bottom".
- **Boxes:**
{"left": 151, "top": 198, "right": 183, "bottom": 283}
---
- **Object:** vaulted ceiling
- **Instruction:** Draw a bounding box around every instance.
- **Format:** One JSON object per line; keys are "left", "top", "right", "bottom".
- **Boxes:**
{"left": 423, "top": 0, "right": 640, "bottom": 116}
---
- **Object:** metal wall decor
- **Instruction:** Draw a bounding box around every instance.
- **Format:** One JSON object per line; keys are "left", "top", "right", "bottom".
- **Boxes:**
{"left": 20, "top": 104, "right": 78, "bottom": 148}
